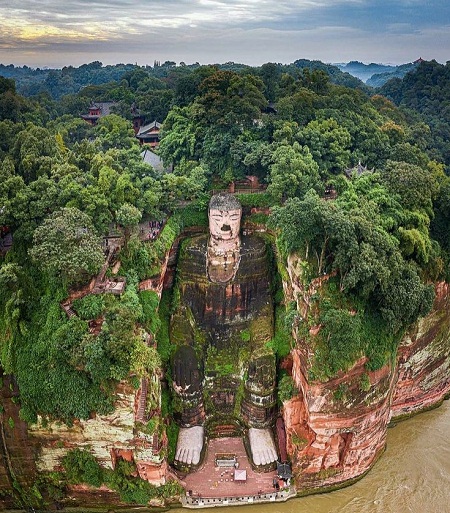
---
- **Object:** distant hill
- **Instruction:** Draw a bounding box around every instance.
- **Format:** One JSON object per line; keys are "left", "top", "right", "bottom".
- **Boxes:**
{"left": 337, "top": 61, "right": 396, "bottom": 82}
{"left": 378, "top": 59, "right": 450, "bottom": 165}
{"left": 336, "top": 60, "right": 419, "bottom": 87}
{"left": 367, "top": 62, "right": 419, "bottom": 87}
{"left": 0, "top": 59, "right": 371, "bottom": 100}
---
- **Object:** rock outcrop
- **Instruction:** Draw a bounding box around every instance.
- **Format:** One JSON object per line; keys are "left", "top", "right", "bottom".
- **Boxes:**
{"left": 392, "top": 281, "right": 450, "bottom": 418}
{"left": 282, "top": 257, "right": 450, "bottom": 492}
{"left": 0, "top": 373, "right": 39, "bottom": 510}
{"left": 285, "top": 351, "right": 394, "bottom": 489}
{"left": 29, "top": 381, "right": 167, "bottom": 484}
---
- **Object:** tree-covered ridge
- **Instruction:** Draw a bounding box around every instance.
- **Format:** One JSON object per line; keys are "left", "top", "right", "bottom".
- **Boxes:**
{"left": 0, "top": 58, "right": 449, "bottom": 423}
{"left": 334, "top": 60, "right": 419, "bottom": 87}
{"left": 1, "top": 59, "right": 367, "bottom": 99}
{"left": 0, "top": 109, "right": 207, "bottom": 423}
{"left": 379, "top": 60, "right": 450, "bottom": 166}
{"left": 269, "top": 170, "right": 437, "bottom": 378}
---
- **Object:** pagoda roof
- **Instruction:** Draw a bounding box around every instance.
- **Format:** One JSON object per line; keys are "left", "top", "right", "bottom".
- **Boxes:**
{"left": 344, "top": 161, "right": 373, "bottom": 178}
{"left": 89, "top": 101, "right": 117, "bottom": 115}
{"left": 81, "top": 114, "right": 100, "bottom": 120}
{"left": 137, "top": 120, "right": 161, "bottom": 136}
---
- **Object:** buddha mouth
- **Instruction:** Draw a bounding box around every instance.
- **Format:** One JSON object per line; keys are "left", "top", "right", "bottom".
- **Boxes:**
{"left": 221, "top": 224, "right": 231, "bottom": 231}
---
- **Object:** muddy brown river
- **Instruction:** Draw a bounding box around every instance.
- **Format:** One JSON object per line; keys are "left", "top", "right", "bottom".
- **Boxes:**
{"left": 171, "top": 400, "right": 450, "bottom": 513}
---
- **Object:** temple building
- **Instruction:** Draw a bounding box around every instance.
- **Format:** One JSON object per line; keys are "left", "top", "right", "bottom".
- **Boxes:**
{"left": 81, "top": 101, "right": 118, "bottom": 125}
{"left": 136, "top": 120, "right": 161, "bottom": 147}
{"left": 344, "top": 160, "right": 373, "bottom": 178}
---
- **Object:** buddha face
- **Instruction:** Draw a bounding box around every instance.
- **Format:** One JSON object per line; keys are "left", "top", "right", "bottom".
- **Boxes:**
{"left": 209, "top": 207, "right": 241, "bottom": 242}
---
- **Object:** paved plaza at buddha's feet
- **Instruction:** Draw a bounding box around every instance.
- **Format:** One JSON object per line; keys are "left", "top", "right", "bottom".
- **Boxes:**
{"left": 183, "top": 437, "right": 293, "bottom": 506}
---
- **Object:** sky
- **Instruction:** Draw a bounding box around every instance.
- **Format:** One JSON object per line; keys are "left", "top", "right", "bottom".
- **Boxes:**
{"left": 0, "top": 0, "right": 449, "bottom": 68}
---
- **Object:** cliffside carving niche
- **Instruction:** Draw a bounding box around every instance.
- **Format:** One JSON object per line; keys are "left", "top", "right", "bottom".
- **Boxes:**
{"left": 170, "top": 193, "right": 278, "bottom": 470}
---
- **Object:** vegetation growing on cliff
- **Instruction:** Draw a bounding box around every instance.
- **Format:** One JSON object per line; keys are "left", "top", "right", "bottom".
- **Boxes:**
{"left": 60, "top": 448, "right": 183, "bottom": 505}
{"left": 269, "top": 173, "right": 436, "bottom": 376}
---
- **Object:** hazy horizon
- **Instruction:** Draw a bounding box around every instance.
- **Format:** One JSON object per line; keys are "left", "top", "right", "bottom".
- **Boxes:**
{"left": 0, "top": 57, "right": 432, "bottom": 71}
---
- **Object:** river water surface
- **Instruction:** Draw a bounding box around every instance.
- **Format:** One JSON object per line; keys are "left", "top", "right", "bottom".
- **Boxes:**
{"left": 172, "top": 400, "right": 450, "bottom": 513}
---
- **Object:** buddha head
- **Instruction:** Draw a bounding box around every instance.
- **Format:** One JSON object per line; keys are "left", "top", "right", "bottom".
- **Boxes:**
{"left": 208, "top": 193, "right": 242, "bottom": 244}
{"left": 207, "top": 193, "right": 242, "bottom": 283}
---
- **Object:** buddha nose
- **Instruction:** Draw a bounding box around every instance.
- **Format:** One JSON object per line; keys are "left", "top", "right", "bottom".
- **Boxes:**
{"left": 221, "top": 224, "right": 231, "bottom": 231}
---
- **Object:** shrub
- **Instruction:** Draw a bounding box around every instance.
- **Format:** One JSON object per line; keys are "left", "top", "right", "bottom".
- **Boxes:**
{"left": 166, "top": 422, "right": 179, "bottom": 463}
{"left": 278, "top": 374, "right": 297, "bottom": 402}
{"left": 334, "top": 383, "right": 349, "bottom": 402}
{"left": 359, "top": 373, "right": 371, "bottom": 392}
{"left": 236, "top": 192, "right": 275, "bottom": 208}
{"left": 175, "top": 201, "right": 208, "bottom": 228}
{"left": 266, "top": 306, "right": 293, "bottom": 359}
{"left": 241, "top": 329, "right": 251, "bottom": 342}
{"left": 155, "top": 290, "right": 173, "bottom": 364}
{"left": 62, "top": 449, "right": 105, "bottom": 488}
{"left": 72, "top": 294, "right": 105, "bottom": 320}
{"left": 246, "top": 212, "right": 269, "bottom": 225}
{"left": 139, "top": 290, "right": 161, "bottom": 334}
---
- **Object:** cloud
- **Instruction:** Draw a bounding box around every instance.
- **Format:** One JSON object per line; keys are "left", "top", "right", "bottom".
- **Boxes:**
{"left": 0, "top": 0, "right": 449, "bottom": 67}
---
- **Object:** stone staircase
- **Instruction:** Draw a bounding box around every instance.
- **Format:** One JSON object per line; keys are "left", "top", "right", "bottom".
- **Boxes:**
{"left": 136, "top": 378, "right": 148, "bottom": 423}
{"left": 61, "top": 302, "right": 76, "bottom": 318}
{"left": 209, "top": 423, "right": 242, "bottom": 438}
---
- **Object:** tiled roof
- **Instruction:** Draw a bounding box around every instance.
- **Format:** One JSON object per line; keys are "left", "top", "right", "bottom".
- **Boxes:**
{"left": 141, "top": 148, "right": 167, "bottom": 173}
{"left": 90, "top": 101, "right": 117, "bottom": 115}
{"left": 137, "top": 120, "right": 161, "bottom": 136}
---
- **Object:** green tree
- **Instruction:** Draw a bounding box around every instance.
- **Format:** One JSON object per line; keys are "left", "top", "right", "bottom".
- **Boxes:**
{"left": 297, "top": 118, "right": 351, "bottom": 176}
{"left": 196, "top": 70, "right": 266, "bottom": 127}
{"left": 29, "top": 207, "right": 104, "bottom": 285}
{"left": 95, "top": 114, "right": 137, "bottom": 150}
{"left": 267, "top": 143, "right": 321, "bottom": 202}
{"left": 159, "top": 106, "right": 196, "bottom": 166}
{"left": 259, "top": 62, "right": 281, "bottom": 102}
{"left": 116, "top": 202, "right": 142, "bottom": 249}
{"left": 12, "top": 124, "right": 59, "bottom": 183}
{"left": 382, "top": 160, "right": 440, "bottom": 216}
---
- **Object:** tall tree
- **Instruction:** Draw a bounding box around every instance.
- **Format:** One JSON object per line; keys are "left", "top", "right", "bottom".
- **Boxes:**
{"left": 29, "top": 207, "right": 104, "bottom": 285}
{"left": 116, "top": 202, "right": 142, "bottom": 249}
{"left": 267, "top": 143, "right": 321, "bottom": 202}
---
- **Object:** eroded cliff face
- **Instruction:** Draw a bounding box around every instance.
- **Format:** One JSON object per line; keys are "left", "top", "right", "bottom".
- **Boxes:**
{"left": 0, "top": 373, "right": 39, "bottom": 509}
{"left": 1, "top": 240, "right": 449, "bottom": 506}
{"left": 285, "top": 351, "right": 393, "bottom": 489}
{"left": 0, "top": 368, "right": 169, "bottom": 508}
{"left": 392, "top": 281, "right": 450, "bottom": 418}
{"left": 282, "top": 256, "right": 450, "bottom": 492}
{"left": 28, "top": 381, "right": 167, "bottom": 487}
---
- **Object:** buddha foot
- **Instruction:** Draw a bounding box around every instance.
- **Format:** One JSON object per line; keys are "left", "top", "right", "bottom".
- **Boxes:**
{"left": 175, "top": 426, "right": 204, "bottom": 466}
{"left": 248, "top": 427, "right": 278, "bottom": 466}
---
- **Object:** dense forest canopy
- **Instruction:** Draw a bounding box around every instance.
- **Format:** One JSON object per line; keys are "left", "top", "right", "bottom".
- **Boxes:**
{"left": 1, "top": 57, "right": 450, "bottom": 423}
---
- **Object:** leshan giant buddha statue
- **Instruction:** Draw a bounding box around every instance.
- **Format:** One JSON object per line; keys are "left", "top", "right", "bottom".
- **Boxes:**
{"left": 170, "top": 193, "right": 278, "bottom": 470}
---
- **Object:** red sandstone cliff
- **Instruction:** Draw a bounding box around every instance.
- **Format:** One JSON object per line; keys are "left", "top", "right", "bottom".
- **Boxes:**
{"left": 284, "top": 350, "right": 394, "bottom": 489}
{"left": 1, "top": 239, "right": 449, "bottom": 505}
{"left": 392, "top": 281, "right": 450, "bottom": 418}
{"left": 282, "top": 258, "right": 450, "bottom": 492}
